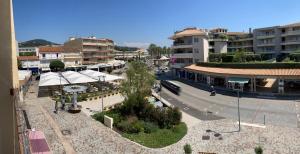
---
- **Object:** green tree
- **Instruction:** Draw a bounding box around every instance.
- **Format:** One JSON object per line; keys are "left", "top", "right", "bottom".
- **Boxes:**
{"left": 233, "top": 50, "right": 246, "bottom": 62}
{"left": 49, "top": 60, "right": 65, "bottom": 72}
{"left": 17, "top": 59, "right": 22, "bottom": 69}
{"left": 120, "top": 61, "right": 155, "bottom": 115}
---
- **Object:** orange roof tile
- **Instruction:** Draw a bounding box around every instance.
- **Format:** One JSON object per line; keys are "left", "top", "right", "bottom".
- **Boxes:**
{"left": 170, "top": 28, "right": 207, "bottom": 40}
{"left": 39, "top": 46, "right": 64, "bottom": 53}
{"left": 17, "top": 56, "right": 39, "bottom": 61}
{"left": 184, "top": 64, "right": 300, "bottom": 79}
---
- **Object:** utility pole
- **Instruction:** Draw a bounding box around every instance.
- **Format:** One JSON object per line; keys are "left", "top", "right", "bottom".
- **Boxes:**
{"left": 237, "top": 90, "right": 241, "bottom": 132}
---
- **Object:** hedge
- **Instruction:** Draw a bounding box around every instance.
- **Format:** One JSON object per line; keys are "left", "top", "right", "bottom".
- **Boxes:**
{"left": 196, "top": 62, "right": 300, "bottom": 69}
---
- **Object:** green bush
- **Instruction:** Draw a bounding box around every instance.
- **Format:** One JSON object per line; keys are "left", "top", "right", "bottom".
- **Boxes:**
{"left": 92, "top": 112, "right": 105, "bottom": 123}
{"left": 117, "top": 120, "right": 144, "bottom": 134}
{"left": 290, "top": 53, "right": 300, "bottom": 62}
{"left": 184, "top": 144, "right": 192, "bottom": 154}
{"left": 254, "top": 146, "right": 263, "bottom": 154}
{"left": 143, "top": 122, "right": 159, "bottom": 134}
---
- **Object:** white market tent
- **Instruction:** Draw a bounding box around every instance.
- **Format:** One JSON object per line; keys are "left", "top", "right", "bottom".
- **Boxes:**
{"left": 159, "top": 56, "right": 170, "bottom": 60}
{"left": 80, "top": 70, "right": 123, "bottom": 82}
{"left": 39, "top": 72, "right": 69, "bottom": 86}
{"left": 62, "top": 71, "right": 98, "bottom": 84}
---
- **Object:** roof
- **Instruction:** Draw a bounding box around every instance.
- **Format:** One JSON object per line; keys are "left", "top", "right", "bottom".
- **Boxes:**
{"left": 170, "top": 28, "right": 207, "bottom": 40}
{"left": 227, "top": 32, "right": 248, "bottom": 36}
{"left": 280, "top": 22, "right": 300, "bottom": 28}
{"left": 184, "top": 64, "right": 300, "bottom": 79}
{"left": 17, "top": 56, "right": 39, "bottom": 61}
{"left": 39, "top": 46, "right": 64, "bottom": 53}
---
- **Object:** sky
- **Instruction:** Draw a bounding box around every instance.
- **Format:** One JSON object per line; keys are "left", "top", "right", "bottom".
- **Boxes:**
{"left": 14, "top": 0, "right": 300, "bottom": 48}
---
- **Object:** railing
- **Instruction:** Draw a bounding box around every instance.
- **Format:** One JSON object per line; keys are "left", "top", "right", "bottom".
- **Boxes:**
{"left": 282, "top": 30, "right": 300, "bottom": 36}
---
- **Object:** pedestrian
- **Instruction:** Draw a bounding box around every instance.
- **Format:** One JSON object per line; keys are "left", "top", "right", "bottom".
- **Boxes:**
{"left": 61, "top": 95, "right": 65, "bottom": 110}
{"left": 54, "top": 101, "right": 58, "bottom": 114}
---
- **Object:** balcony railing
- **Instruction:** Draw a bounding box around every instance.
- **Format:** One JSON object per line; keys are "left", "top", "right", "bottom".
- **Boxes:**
{"left": 281, "top": 30, "right": 300, "bottom": 36}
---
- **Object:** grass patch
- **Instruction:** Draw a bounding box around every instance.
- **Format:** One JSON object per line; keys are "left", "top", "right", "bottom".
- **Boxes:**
{"left": 122, "top": 122, "right": 187, "bottom": 148}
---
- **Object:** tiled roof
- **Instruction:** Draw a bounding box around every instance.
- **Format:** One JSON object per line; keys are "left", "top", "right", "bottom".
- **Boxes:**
{"left": 184, "top": 64, "right": 300, "bottom": 79}
{"left": 17, "top": 56, "right": 39, "bottom": 61}
{"left": 39, "top": 46, "right": 64, "bottom": 53}
{"left": 280, "top": 22, "right": 300, "bottom": 28}
{"left": 170, "top": 28, "right": 207, "bottom": 40}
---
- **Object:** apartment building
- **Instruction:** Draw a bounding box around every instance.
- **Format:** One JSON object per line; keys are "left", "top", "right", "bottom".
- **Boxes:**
{"left": 209, "top": 28, "right": 228, "bottom": 54}
{"left": 62, "top": 46, "right": 83, "bottom": 67}
{"left": 39, "top": 46, "right": 63, "bottom": 71}
{"left": 253, "top": 22, "right": 300, "bottom": 57}
{"left": 227, "top": 32, "right": 253, "bottom": 53}
{"left": 169, "top": 28, "right": 209, "bottom": 76}
{"left": 64, "top": 36, "right": 114, "bottom": 65}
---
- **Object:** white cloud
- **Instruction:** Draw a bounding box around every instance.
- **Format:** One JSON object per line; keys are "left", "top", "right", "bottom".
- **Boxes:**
{"left": 122, "top": 42, "right": 150, "bottom": 49}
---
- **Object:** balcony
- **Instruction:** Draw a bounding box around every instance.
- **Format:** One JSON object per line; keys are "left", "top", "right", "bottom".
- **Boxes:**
{"left": 256, "top": 34, "right": 275, "bottom": 39}
{"left": 256, "top": 43, "right": 275, "bottom": 47}
{"left": 281, "top": 30, "right": 300, "bottom": 36}
{"left": 171, "top": 53, "right": 193, "bottom": 59}
{"left": 280, "top": 40, "right": 300, "bottom": 45}
{"left": 171, "top": 44, "right": 193, "bottom": 49}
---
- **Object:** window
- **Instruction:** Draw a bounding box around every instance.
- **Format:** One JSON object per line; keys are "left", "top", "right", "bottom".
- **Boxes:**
{"left": 42, "top": 54, "right": 45, "bottom": 58}
{"left": 56, "top": 53, "right": 59, "bottom": 57}
{"left": 194, "top": 49, "right": 199, "bottom": 53}
{"left": 194, "top": 37, "right": 199, "bottom": 43}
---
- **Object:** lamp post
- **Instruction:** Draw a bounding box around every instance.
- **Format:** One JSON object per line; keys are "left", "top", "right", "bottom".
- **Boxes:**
{"left": 237, "top": 89, "right": 241, "bottom": 132}
{"left": 99, "top": 75, "right": 106, "bottom": 112}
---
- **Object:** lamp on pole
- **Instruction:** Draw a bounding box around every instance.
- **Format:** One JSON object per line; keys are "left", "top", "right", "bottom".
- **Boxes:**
{"left": 99, "top": 75, "right": 106, "bottom": 112}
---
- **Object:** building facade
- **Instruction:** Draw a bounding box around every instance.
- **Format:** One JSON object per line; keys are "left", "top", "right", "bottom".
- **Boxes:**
{"left": 62, "top": 46, "right": 83, "bottom": 67}
{"left": 64, "top": 36, "right": 114, "bottom": 65}
{"left": 169, "top": 28, "right": 209, "bottom": 76}
{"left": 18, "top": 47, "right": 39, "bottom": 56}
{"left": 17, "top": 56, "right": 40, "bottom": 73}
{"left": 39, "top": 46, "right": 63, "bottom": 71}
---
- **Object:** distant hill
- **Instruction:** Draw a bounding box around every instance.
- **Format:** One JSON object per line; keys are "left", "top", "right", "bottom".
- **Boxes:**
{"left": 114, "top": 46, "right": 139, "bottom": 52}
{"left": 19, "top": 39, "right": 60, "bottom": 47}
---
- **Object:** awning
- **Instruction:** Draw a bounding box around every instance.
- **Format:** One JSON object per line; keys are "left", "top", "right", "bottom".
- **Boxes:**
{"left": 228, "top": 77, "right": 249, "bottom": 84}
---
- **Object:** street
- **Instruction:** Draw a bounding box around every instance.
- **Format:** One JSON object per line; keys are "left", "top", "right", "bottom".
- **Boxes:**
{"left": 159, "top": 79, "right": 300, "bottom": 128}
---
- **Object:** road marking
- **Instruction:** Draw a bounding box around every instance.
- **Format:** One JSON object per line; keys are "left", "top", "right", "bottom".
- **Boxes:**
{"left": 184, "top": 107, "right": 189, "bottom": 110}
{"left": 237, "top": 122, "right": 266, "bottom": 128}
{"left": 251, "top": 102, "right": 264, "bottom": 123}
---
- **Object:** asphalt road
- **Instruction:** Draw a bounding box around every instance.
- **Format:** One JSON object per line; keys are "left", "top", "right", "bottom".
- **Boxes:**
{"left": 159, "top": 80, "right": 300, "bottom": 128}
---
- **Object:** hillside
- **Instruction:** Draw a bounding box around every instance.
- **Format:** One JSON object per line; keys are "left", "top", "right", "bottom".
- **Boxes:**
{"left": 19, "top": 39, "right": 60, "bottom": 47}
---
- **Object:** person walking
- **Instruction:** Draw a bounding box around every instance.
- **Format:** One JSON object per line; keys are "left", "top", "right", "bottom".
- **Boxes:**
{"left": 61, "top": 95, "right": 65, "bottom": 110}
{"left": 54, "top": 101, "right": 58, "bottom": 114}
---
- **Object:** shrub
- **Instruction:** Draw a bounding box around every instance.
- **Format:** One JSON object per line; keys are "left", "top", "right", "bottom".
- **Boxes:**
{"left": 117, "top": 120, "right": 144, "bottom": 134}
{"left": 254, "top": 146, "right": 263, "bottom": 154}
{"left": 184, "top": 144, "right": 192, "bottom": 154}
{"left": 92, "top": 112, "right": 105, "bottom": 123}
{"left": 143, "top": 122, "right": 159, "bottom": 133}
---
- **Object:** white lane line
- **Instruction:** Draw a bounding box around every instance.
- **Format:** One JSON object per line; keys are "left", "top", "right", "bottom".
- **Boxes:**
{"left": 237, "top": 121, "right": 266, "bottom": 128}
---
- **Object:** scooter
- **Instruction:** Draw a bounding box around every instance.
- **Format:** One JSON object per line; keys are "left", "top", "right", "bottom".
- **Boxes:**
{"left": 210, "top": 90, "right": 216, "bottom": 96}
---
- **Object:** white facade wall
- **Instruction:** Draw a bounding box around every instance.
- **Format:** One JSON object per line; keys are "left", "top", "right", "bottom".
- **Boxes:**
{"left": 21, "top": 60, "right": 39, "bottom": 68}
{"left": 18, "top": 47, "right": 39, "bottom": 56}
{"left": 39, "top": 52, "right": 62, "bottom": 70}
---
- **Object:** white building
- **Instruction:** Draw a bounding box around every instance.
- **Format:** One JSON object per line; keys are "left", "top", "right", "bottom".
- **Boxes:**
{"left": 18, "top": 47, "right": 39, "bottom": 56}
{"left": 39, "top": 46, "right": 63, "bottom": 71}
{"left": 169, "top": 28, "right": 209, "bottom": 77}
{"left": 17, "top": 56, "right": 40, "bottom": 73}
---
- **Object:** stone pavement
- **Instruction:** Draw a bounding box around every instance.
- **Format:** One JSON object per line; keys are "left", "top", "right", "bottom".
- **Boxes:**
{"left": 23, "top": 81, "right": 300, "bottom": 154}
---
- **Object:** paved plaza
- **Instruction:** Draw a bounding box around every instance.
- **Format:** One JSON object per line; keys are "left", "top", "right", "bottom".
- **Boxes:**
{"left": 22, "top": 81, "right": 300, "bottom": 153}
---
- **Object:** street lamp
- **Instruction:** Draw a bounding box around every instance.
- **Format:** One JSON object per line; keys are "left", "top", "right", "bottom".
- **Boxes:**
{"left": 99, "top": 75, "right": 106, "bottom": 112}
